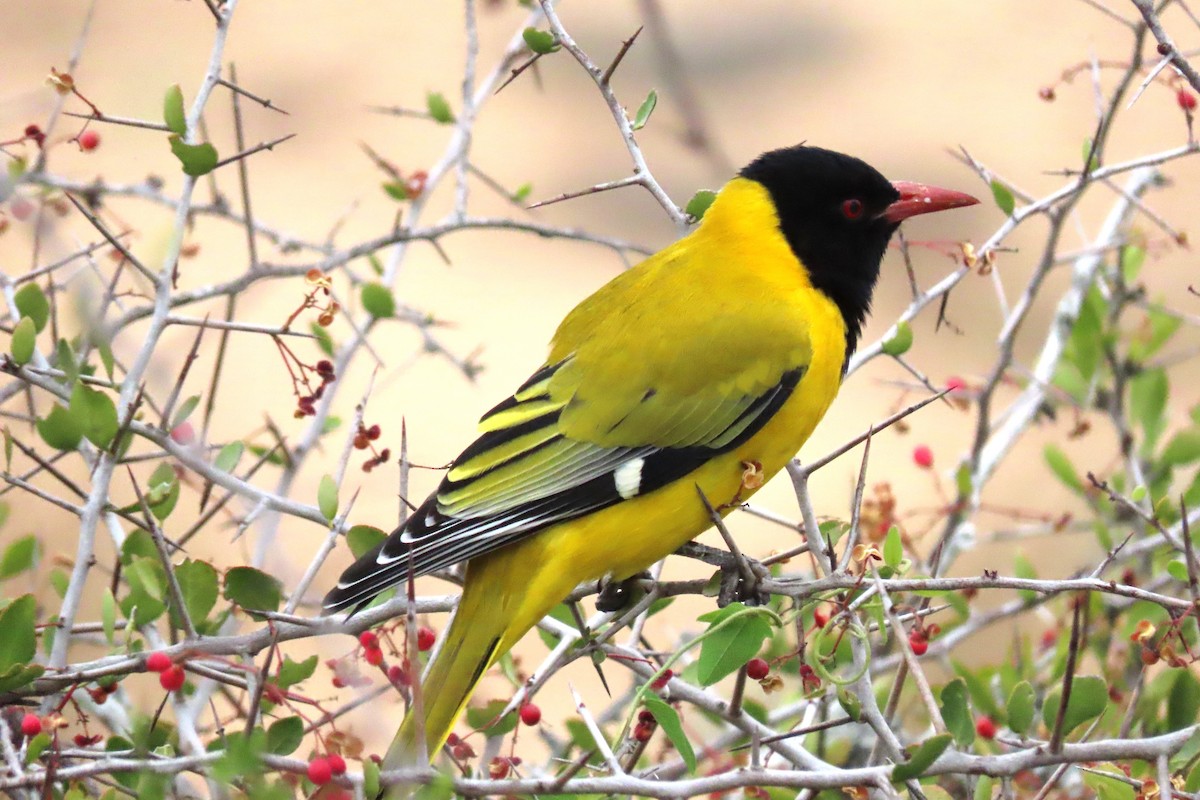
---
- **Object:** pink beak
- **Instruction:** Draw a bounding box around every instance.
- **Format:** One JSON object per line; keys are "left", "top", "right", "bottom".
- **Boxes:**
{"left": 883, "top": 180, "right": 979, "bottom": 223}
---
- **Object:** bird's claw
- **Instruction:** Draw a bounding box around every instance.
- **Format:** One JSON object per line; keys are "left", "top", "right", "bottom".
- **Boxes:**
{"left": 595, "top": 573, "right": 647, "bottom": 612}
{"left": 717, "top": 558, "right": 770, "bottom": 608}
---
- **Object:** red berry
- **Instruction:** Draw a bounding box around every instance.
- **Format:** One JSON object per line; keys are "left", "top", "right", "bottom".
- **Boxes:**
{"left": 387, "top": 664, "right": 409, "bottom": 686}
{"left": 364, "top": 646, "right": 383, "bottom": 666}
{"left": 145, "top": 652, "right": 172, "bottom": 673}
{"left": 912, "top": 445, "right": 934, "bottom": 469}
{"left": 945, "top": 376, "right": 967, "bottom": 393}
{"left": 416, "top": 626, "right": 436, "bottom": 652}
{"left": 19, "top": 713, "right": 42, "bottom": 738}
{"left": 159, "top": 664, "right": 186, "bottom": 692}
{"left": 10, "top": 197, "right": 35, "bottom": 221}
{"left": 746, "top": 657, "right": 770, "bottom": 681}
{"left": 353, "top": 434, "right": 370, "bottom": 450}
{"left": 327, "top": 753, "right": 347, "bottom": 775}
{"left": 633, "top": 722, "right": 653, "bottom": 742}
{"left": 170, "top": 420, "right": 195, "bottom": 445}
{"left": 1038, "top": 86, "right": 1056, "bottom": 102}
{"left": 975, "top": 715, "right": 997, "bottom": 739}
{"left": 445, "top": 732, "right": 460, "bottom": 747}
{"left": 78, "top": 129, "right": 100, "bottom": 151}
{"left": 452, "top": 741, "right": 474, "bottom": 760}
{"left": 813, "top": 605, "right": 829, "bottom": 628}
{"left": 1178, "top": 89, "right": 1198, "bottom": 112}
{"left": 307, "top": 756, "right": 333, "bottom": 785}
{"left": 908, "top": 632, "right": 928, "bottom": 656}
{"left": 366, "top": 424, "right": 381, "bottom": 440}
{"left": 489, "top": 756, "right": 510, "bottom": 779}
{"left": 652, "top": 668, "right": 674, "bottom": 690}
{"left": 358, "top": 630, "right": 378, "bottom": 648}
{"left": 519, "top": 703, "right": 541, "bottom": 726}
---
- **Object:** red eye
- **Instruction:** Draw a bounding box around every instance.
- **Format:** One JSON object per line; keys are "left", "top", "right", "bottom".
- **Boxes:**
{"left": 841, "top": 198, "right": 864, "bottom": 220}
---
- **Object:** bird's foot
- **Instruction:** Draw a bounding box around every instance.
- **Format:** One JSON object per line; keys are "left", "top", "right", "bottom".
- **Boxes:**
{"left": 677, "top": 542, "right": 770, "bottom": 607}
{"left": 595, "top": 573, "right": 648, "bottom": 612}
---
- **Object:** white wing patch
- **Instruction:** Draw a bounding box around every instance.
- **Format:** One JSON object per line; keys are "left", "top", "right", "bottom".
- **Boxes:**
{"left": 613, "top": 458, "right": 645, "bottom": 500}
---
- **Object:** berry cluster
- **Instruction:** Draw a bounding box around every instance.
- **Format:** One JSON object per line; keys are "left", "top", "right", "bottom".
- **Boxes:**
{"left": 145, "top": 651, "right": 186, "bottom": 691}
{"left": 633, "top": 708, "right": 657, "bottom": 742}
{"left": 294, "top": 359, "right": 337, "bottom": 417}
{"left": 354, "top": 421, "right": 391, "bottom": 472}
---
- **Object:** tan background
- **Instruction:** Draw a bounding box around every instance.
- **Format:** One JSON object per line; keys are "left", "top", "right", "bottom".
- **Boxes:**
{"left": 2, "top": 1, "right": 1197, "bottom": 753}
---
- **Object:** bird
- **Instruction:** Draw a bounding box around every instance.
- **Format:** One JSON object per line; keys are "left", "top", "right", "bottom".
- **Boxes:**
{"left": 323, "top": 144, "right": 976, "bottom": 789}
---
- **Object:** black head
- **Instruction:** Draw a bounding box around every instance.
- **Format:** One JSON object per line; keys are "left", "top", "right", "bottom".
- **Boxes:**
{"left": 740, "top": 145, "right": 902, "bottom": 359}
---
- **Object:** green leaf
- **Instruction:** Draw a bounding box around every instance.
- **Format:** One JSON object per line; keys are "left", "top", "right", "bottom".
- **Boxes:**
{"left": 223, "top": 566, "right": 283, "bottom": 612}
{"left": 881, "top": 321, "right": 913, "bottom": 356}
{"left": 685, "top": 190, "right": 716, "bottom": 221}
{"left": 643, "top": 694, "right": 697, "bottom": 773}
{"left": 1121, "top": 244, "right": 1146, "bottom": 283}
{"left": 892, "top": 733, "right": 952, "bottom": 782}
{"left": 101, "top": 588, "right": 117, "bottom": 645}
{"left": 145, "top": 462, "right": 180, "bottom": 521}
{"left": 883, "top": 525, "right": 902, "bottom": 569}
{"left": 1066, "top": 287, "right": 1105, "bottom": 381}
{"left": 940, "top": 678, "right": 975, "bottom": 747}
{"left": 70, "top": 383, "right": 118, "bottom": 448}
{"left": 24, "top": 731, "right": 51, "bottom": 764}
{"left": 1081, "top": 764, "right": 1136, "bottom": 800}
{"left": 363, "top": 758, "right": 380, "bottom": 798}
{"left": 163, "top": 85, "right": 187, "bottom": 135}
{"left": 1130, "top": 367, "right": 1168, "bottom": 448}
{"left": 171, "top": 395, "right": 201, "bottom": 431}
{"left": 175, "top": 559, "right": 218, "bottom": 626}
{"left": 361, "top": 282, "right": 395, "bottom": 319}
{"left": 126, "top": 557, "right": 167, "bottom": 603}
{"left": 1168, "top": 559, "right": 1189, "bottom": 582}
{"left": 214, "top": 441, "right": 244, "bottom": 473}
{"left": 310, "top": 322, "right": 334, "bottom": 356}
{"left": 465, "top": 699, "right": 518, "bottom": 736}
{"left": 10, "top": 317, "right": 35, "bottom": 366}
{"left": 989, "top": 179, "right": 1014, "bottom": 216}
{"left": 276, "top": 654, "right": 318, "bottom": 689}
{"left": 0, "top": 594, "right": 37, "bottom": 669}
{"left": 1006, "top": 680, "right": 1035, "bottom": 735}
{"left": 318, "top": 474, "right": 338, "bottom": 523}
{"left": 0, "top": 535, "right": 40, "bottom": 580}
{"left": 265, "top": 716, "right": 304, "bottom": 756}
{"left": 347, "top": 525, "right": 387, "bottom": 558}
{"left": 1044, "top": 444, "right": 1084, "bottom": 493}
{"left": 1161, "top": 429, "right": 1200, "bottom": 468}
{"left": 14, "top": 283, "right": 50, "bottom": 332}
{"left": 1041, "top": 674, "right": 1108, "bottom": 738}
{"left": 426, "top": 91, "right": 454, "bottom": 124}
{"left": 121, "top": 529, "right": 157, "bottom": 566}
{"left": 382, "top": 181, "right": 408, "bottom": 202}
{"left": 513, "top": 182, "right": 533, "bottom": 202}
{"left": 168, "top": 136, "right": 219, "bottom": 177}
{"left": 1081, "top": 138, "right": 1099, "bottom": 172}
{"left": 631, "top": 89, "right": 657, "bottom": 131}
{"left": 36, "top": 402, "right": 83, "bottom": 451}
{"left": 1013, "top": 551, "right": 1037, "bottom": 602}
{"left": 1131, "top": 307, "right": 1182, "bottom": 361}
{"left": 695, "top": 603, "right": 774, "bottom": 686}
{"left": 1168, "top": 669, "right": 1200, "bottom": 732}
{"left": 974, "top": 777, "right": 995, "bottom": 800}
{"left": 522, "top": 27, "right": 558, "bottom": 54}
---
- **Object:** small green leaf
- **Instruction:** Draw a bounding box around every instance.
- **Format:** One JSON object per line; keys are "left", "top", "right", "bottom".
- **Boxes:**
{"left": 892, "top": 733, "right": 953, "bottom": 782}
{"left": 70, "top": 383, "right": 118, "bottom": 448}
{"left": 940, "top": 678, "right": 975, "bottom": 747}
{"left": 175, "top": 559, "right": 219, "bottom": 626}
{"left": 276, "top": 654, "right": 318, "bottom": 689}
{"left": 1162, "top": 429, "right": 1200, "bottom": 468}
{"left": 363, "top": 758, "right": 380, "bottom": 798}
{"left": 1081, "top": 138, "right": 1099, "bottom": 172}
{"left": 24, "top": 731, "right": 51, "bottom": 765}
{"left": 214, "top": 441, "right": 244, "bottom": 473}
{"left": 163, "top": 85, "right": 187, "bottom": 135}
{"left": 347, "top": 524, "right": 387, "bottom": 559}
{"left": 426, "top": 91, "right": 454, "bottom": 124}
{"left": 101, "top": 588, "right": 117, "bottom": 645}
{"left": 310, "top": 322, "right": 334, "bottom": 357}
{"left": 1044, "top": 444, "right": 1084, "bottom": 493}
{"left": 883, "top": 525, "right": 902, "bottom": 569}
{"left": 265, "top": 716, "right": 304, "bottom": 756}
{"left": 643, "top": 694, "right": 697, "bottom": 773}
{"left": 685, "top": 189, "right": 717, "bottom": 221}
{"left": 0, "top": 535, "right": 40, "bottom": 579}
{"left": 1081, "top": 764, "right": 1136, "bottom": 800}
{"left": 1006, "top": 680, "right": 1035, "bottom": 735}
{"left": 168, "top": 135, "right": 219, "bottom": 177}
{"left": 146, "top": 462, "right": 180, "bottom": 521}
{"left": 14, "top": 283, "right": 50, "bottom": 332}
{"left": 317, "top": 474, "right": 339, "bottom": 523}
{"left": 522, "top": 27, "right": 558, "bottom": 54}
{"left": 465, "top": 699, "right": 518, "bottom": 736}
{"left": 10, "top": 317, "right": 35, "bottom": 366}
{"left": 695, "top": 603, "right": 774, "bottom": 686}
{"left": 631, "top": 89, "right": 657, "bottom": 131}
{"left": 989, "top": 179, "right": 1014, "bottom": 216}
{"left": 1041, "top": 674, "right": 1108, "bottom": 738}
{"left": 171, "top": 395, "right": 201, "bottom": 431}
{"left": 881, "top": 321, "right": 913, "bottom": 356}
{"left": 223, "top": 566, "right": 283, "bottom": 612}
{"left": 837, "top": 686, "right": 862, "bottom": 720}
{"left": 513, "top": 182, "right": 533, "bottom": 202}
{"left": 1121, "top": 244, "right": 1146, "bottom": 283}
{"left": 0, "top": 594, "right": 37, "bottom": 670}
{"left": 1168, "top": 669, "right": 1200, "bottom": 732}
{"left": 361, "top": 282, "right": 395, "bottom": 319}
{"left": 126, "top": 557, "right": 167, "bottom": 604}
{"left": 382, "top": 181, "right": 408, "bottom": 202}
{"left": 36, "top": 403, "right": 84, "bottom": 451}
{"left": 1130, "top": 367, "right": 1168, "bottom": 448}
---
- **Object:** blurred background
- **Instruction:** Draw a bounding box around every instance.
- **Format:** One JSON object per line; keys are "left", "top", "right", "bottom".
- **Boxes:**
{"left": 2, "top": 0, "right": 1197, "bottom": 755}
